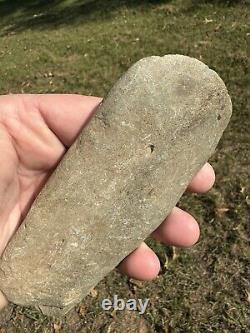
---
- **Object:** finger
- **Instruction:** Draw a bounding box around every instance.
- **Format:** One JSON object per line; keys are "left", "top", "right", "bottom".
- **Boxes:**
{"left": 187, "top": 162, "right": 215, "bottom": 193}
{"left": 0, "top": 291, "right": 8, "bottom": 311}
{"left": 118, "top": 242, "right": 161, "bottom": 281}
{"left": 152, "top": 207, "right": 200, "bottom": 247}
{"left": 36, "top": 94, "right": 102, "bottom": 147}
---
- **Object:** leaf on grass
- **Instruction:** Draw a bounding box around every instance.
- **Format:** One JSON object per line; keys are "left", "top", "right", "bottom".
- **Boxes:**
{"left": 216, "top": 207, "right": 230, "bottom": 217}
{"left": 246, "top": 290, "right": 250, "bottom": 303}
{"left": 89, "top": 288, "right": 98, "bottom": 298}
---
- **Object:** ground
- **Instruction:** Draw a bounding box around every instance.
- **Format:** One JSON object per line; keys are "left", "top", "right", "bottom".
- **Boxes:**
{"left": 0, "top": 0, "right": 249, "bottom": 332}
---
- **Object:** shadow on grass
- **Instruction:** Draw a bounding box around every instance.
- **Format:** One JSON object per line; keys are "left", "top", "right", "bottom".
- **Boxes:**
{"left": 0, "top": 0, "right": 246, "bottom": 36}
{"left": 189, "top": 0, "right": 247, "bottom": 9}
{"left": 0, "top": 0, "right": 170, "bottom": 36}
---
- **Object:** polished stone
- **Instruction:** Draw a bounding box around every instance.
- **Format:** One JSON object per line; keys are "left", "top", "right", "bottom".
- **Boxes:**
{"left": 0, "top": 55, "right": 232, "bottom": 316}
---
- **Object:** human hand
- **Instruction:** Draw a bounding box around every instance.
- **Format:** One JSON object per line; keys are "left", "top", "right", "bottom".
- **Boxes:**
{"left": 0, "top": 94, "right": 215, "bottom": 310}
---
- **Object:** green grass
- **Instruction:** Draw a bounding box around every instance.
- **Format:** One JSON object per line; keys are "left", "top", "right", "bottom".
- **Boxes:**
{"left": 0, "top": 1, "right": 249, "bottom": 332}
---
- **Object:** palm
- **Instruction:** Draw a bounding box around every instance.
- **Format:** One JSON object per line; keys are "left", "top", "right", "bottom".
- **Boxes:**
{"left": 0, "top": 94, "right": 101, "bottom": 255}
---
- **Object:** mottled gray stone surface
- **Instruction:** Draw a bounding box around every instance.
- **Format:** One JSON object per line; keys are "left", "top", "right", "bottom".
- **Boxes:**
{"left": 0, "top": 55, "right": 232, "bottom": 316}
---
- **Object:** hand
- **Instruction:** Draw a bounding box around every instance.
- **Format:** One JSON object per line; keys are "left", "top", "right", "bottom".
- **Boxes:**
{"left": 0, "top": 94, "right": 215, "bottom": 310}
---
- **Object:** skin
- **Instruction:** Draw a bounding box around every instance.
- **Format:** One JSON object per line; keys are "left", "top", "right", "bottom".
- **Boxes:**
{"left": 0, "top": 94, "right": 215, "bottom": 310}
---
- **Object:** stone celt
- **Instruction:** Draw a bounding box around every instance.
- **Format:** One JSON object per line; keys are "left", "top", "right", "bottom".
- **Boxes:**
{"left": 0, "top": 55, "right": 232, "bottom": 316}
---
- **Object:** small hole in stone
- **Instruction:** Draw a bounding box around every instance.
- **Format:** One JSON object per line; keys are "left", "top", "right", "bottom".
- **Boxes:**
{"left": 149, "top": 144, "right": 155, "bottom": 153}
{"left": 217, "top": 114, "right": 221, "bottom": 120}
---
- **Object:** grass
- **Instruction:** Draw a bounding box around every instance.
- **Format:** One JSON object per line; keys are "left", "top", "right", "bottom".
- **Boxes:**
{"left": 0, "top": 0, "right": 249, "bottom": 332}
